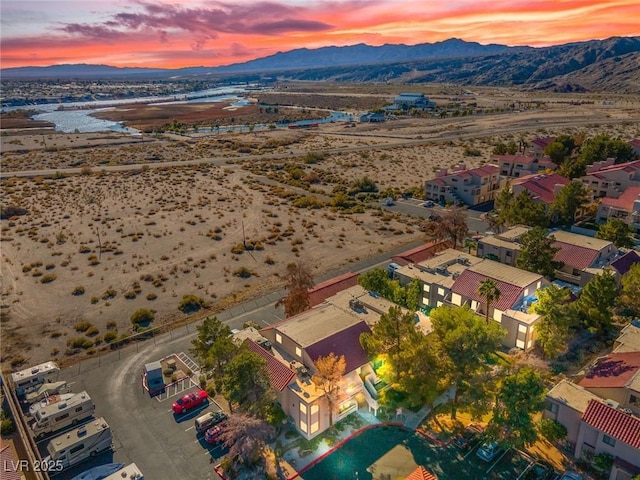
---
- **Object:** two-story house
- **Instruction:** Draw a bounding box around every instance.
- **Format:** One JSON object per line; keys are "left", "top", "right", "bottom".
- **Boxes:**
{"left": 511, "top": 173, "right": 571, "bottom": 207}
{"left": 530, "top": 136, "right": 556, "bottom": 158}
{"left": 494, "top": 154, "right": 557, "bottom": 178}
{"left": 424, "top": 165, "right": 505, "bottom": 206}
{"left": 476, "top": 227, "right": 529, "bottom": 266}
{"left": 595, "top": 185, "right": 640, "bottom": 232}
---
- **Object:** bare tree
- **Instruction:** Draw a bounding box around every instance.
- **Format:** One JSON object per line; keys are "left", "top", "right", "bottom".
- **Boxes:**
{"left": 425, "top": 207, "right": 469, "bottom": 249}
{"left": 276, "top": 260, "right": 314, "bottom": 317}
{"left": 219, "top": 412, "right": 275, "bottom": 474}
{"left": 312, "top": 353, "right": 346, "bottom": 428}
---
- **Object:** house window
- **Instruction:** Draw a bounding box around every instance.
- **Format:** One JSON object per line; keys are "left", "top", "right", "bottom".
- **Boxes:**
{"left": 296, "top": 346, "right": 302, "bottom": 357}
{"left": 275, "top": 333, "right": 282, "bottom": 344}
{"left": 299, "top": 403, "right": 307, "bottom": 415}
{"left": 437, "top": 287, "right": 445, "bottom": 296}
{"left": 630, "top": 394, "right": 640, "bottom": 406}
{"left": 546, "top": 402, "right": 558, "bottom": 414}
{"left": 506, "top": 251, "right": 512, "bottom": 257}
{"left": 310, "top": 421, "right": 319, "bottom": 434}
{"left": 300, "top": 420, "right": 308, "bottom": 433}
{"left": 518, "top": 324, "right": 527, "bottom": 334}
{"left": 423, "top": 284, "right": 430, "bottom": 293}
{"left": 311, "top": 405, "right": 319, "bottom": 415}
{"left": 603, "top": 435, "right": 616, "bottom": 447}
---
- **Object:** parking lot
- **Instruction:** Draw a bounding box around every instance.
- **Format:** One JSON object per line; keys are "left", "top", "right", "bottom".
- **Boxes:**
{"left": 56, "top": 340, "right": 228, "bottom": 480}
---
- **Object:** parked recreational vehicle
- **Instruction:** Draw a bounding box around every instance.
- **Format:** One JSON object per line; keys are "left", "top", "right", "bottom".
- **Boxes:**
{"left": 43, "top": 417, "right": 112, "bottom": 470}
{"left": 11, "top": 361, "right": 60, "bottom": 396}
{"left": 31, "top": 391, "right": 95, "bottom": 437}
{"left": 29, "top": 392, "right": 77, "bottom": 416}
{"left": 103, "top": 463, "right": 143, "bottom": 479}
{"left": 24, "top": 381, "right": 68, "bottom": 405}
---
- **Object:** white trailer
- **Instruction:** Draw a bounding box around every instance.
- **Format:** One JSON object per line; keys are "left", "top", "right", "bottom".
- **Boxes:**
{"left": 31, "top": 391, "right": 95, "bottom": 437}
{"left": 43, "top": 417, "right": 112, "bottom": 470}
{"left": 11, "top": 361, "right": 60, "bottom": 396}
{"left": 103, "top": 463, "right": 143, "bottom": 479}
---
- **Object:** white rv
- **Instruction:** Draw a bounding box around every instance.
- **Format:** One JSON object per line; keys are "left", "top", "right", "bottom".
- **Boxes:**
{"left": 104, "top": 463, "right": 144, "bottom": 480}
{"left": 31, "top": 391, "right": 95, "bottom": 437}
{"left": 25, "top": 381, "right": 68, "bottom": 404}
{"left": 11, "top": 361, "right": 60, "bottom": 396}
{"left": 29, "top": 392, "right": 76, "bottom": 416}
{"left": 43, "top": 417, "right": 112, "bottom": 470}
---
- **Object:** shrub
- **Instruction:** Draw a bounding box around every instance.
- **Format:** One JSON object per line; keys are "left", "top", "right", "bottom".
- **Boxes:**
{"left": 72, "top": 285, "right": 85, "bottom": 296}
{"left": 230, "top": 243, "right": 245, "bottom": 254}
{"left": 90, "top": 296, "right": 99, "bottom": 304}
{"left": 0, "top": 412, "right": 16, "bottom": 435}
{"left": 67, "top": 337, "right": 93, "bottom": 349}
{"left": 233, "top": 266, "right": 255, "bottom": 278}
{"left": 102, "top": 288, "right": 117, "bottom": 300}
{"left": 74, "top": 321, "right": 92, "bottom": 332}
{"left": 9, "top": 355, "right": 26, "bottom": 367}
{"left": 106, "top": 320, "right": 117, "bottom": 330}
{"left": 103, "top": 331, "right": 118, "bottom": 343}
{"left": 124, "top": 291, "right": 137, "bottom": 299}
{"left": 40, "top": 274, "right": 57, "bottom": 283}
{"left": 537, "top": 418, "right": 567, "bottom": 443}
{"left": 146, "top": 293, "right": 157, "bottom": 301}
{"left": 131, "top": 308, "right": 155, "bottom": 325}
{"left": 85, "top": 326, "right": 100, "bottom": 337}
{"left": 178, "top": 295, "right": 207, "bottom": 313}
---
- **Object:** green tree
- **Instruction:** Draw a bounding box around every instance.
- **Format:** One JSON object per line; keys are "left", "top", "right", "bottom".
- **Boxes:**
{"left": 360, "top": 306, "right": 419, "bottom": 382}
{"left": 478, "top": 279, "right": 501, "bottom": 324}
{"left": 544, "top": 141, "right": 569, "bottom": 164}
{"left": 576, "top": 270, "right": 619, "bottom": 336}
{"left": 619, "top": 263, "right": 640, "bottom": 316}
{"left": 493, "top": 143, "right": 508, "bottom": 155}
{"left": 510, "top": 191, "right": 549, "bottom": 228}
{"left": 358, "top": 268, "right": 391, "bottom": 297}
{"left": 516, "top": 227, "right": 562, "bottom": 279}
{"left": 190, "top": 317, "right": 237, "bottom": 373}
{"left": 596, "top": 218, "right": 635, "bottom": 248}
{"left": 396, "top": 332, "right": 441, "bottom": 410}
{"left": 530, "top": 285, "right": 576, "bottom": 359}
{"left": 277, "top": 260, "right": 314, "bottom": 317}
{"left": 550, "top": 181, "right": 590, "bottom": 226}
{"left": 487, "top": 367, "right": 545, "bottom": 448}
{"left": 430, "top": 305, "right": 504, "bottom": 419}
{"left": 130, "top": 308, "right": 154, "bottom": 325}
{"left": 405, "top": 278, "right": 422, "bottom": 312}
{"left": 537, "top": 418, "right": 567, "bottom": 443}
{"left": 312, "top": 353, "right": 346, "bottom": 428}
{"left": 222, "top": 346, "right": 271, "bottom": 413}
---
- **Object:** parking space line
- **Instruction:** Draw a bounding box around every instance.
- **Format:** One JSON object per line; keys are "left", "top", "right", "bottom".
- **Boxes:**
{"left": 185, "top": 425, "right": 195, "bottom": 432}
{"left": 486, "top": 448, "right": 511, "bottom": 474}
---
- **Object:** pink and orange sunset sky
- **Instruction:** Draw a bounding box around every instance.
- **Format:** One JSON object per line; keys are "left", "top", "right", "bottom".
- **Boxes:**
{"left": 1, "top": 0, "right": 639, "bottom": 69}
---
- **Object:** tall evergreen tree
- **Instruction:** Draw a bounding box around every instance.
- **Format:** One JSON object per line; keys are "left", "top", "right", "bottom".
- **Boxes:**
{"left": 619, "top": 264, "right": 640, "bottom": 317}
{"left": 530, "top": 285, "right": 576, "bottom": 359}
{"left": 596, "top": 218, "right": 635, "bottom": 248}
{"left": 576, "top": 270, "right": 619, "bottom": 336}
{"left": 550, "top": 181, "right": 590, "bottom": 226}
{"left": 516, "top": 227, "right": 562, "bottom": 279}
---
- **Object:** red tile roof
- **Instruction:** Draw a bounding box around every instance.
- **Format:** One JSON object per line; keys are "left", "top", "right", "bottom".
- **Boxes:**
{"left": 579, "top": 351, "right": 640, "bottom": 389}
{"left": 582, "top": 400, "right": 640, "bottom": 449}
{"left": 406, "top": 466, "right": 438, "bottom": 480}
{"left": 552, "top": 241, "right": 600, "bottom": 270}
{"left": 587, "top": 159, "right": 640, "bottom": 176}
{"left": 531, "top": 136, "right": 556, "bottom": 150}
{"left": 306, "top": 321, "right": 371, "bottom": 373}
{"left": 247, "top": 340, "right": 296, "bottom": 392}
{"left": 600, "top": 186, "right": 640, "bottom": 210}
{"left": 451, "top": 269, "right": 524, "bottom": 311}
{"left": 512, "top": 173, "right": 570, "bottom": 204}
{"left": 0, "top": 445, "right": 21, "bottom": 480}
{"left": 391, "top": 240, "right": 448, "bottom": 265}
{"left": 494, "top": 154, "right": 555, "bottom": 167}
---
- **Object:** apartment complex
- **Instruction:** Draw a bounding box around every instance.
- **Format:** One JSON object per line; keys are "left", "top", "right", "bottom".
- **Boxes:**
{"left": 595, "top": 185, "right": 640, "bottom": 232}
{"left": 545, "top": 323, "right": 640, "bottom": 480}
{"left": 511, "top": 173, "right": 571, "bottom": 206}
{"left": 494, "top": 154, "right": 557, "bottom": 178}
{"left": 424, "top": 164, "right": 505, "bottom": 206}
{"left": 581, "top": 159, "right": 640, "bottom": 199}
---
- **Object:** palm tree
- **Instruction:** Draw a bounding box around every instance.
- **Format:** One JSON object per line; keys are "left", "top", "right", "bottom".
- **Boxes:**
{"left": 478, "top": 279, "right": 501, "bottom": 324}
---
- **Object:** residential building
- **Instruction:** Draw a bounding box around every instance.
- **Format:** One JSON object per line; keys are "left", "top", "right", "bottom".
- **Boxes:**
{"left": 390, "top": 240, "right": 450, "bottom": 266}
{"left": 581, "top": 159, "right": 640, "bottom": 199}
{"left": 630, "top": 139, "right": 640, "bottom": 157}
{"left": 595, "top": 185, "right": 640, "bottom": 231}
{"left": 610, "top": 250, "right": 640, "bottom": 281}
{"left": 308, "top": 272, "right": 359, "bottom": 307}
{"left": 424, "top": 164, "right": 506, "bottom": 206}
{"left": 614, "top": 321, "right": 640, "bottom": 354}
{"left": 530, "top": 136, "right": 556, "bottom": 157}
{"left": 359, "top": 112, "right": 385, "bottom": 123}
{"left": 494, "top": 154, "right": 557, "bottom": 178}
{"left": 544, "top": 379, "right": 601, "bottom": 445}
{"left": 551, "top": 230, "right": 618, "bottom": 286}
{"left": 478, "top": 227, "right": 620, "bottom": 286}
{"left": 511, "top": 173, "right": 571, "bottom": 207}
{"left": 394, "top": 248, "right": 545, "bottom": 351}
{"left": 476, "top": 227, "right": 528, "bottom": 266}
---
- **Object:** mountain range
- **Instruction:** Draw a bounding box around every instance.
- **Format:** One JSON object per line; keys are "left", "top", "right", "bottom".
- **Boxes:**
{"left": 2, "top": 36, "right": 639, "bottom": 93}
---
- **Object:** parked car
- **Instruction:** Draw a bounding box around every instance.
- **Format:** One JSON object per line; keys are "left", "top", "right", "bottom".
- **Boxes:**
{"left": 423, "top": 200, "right": 435, "bottom": 207}
{"left": 524, "top": 461, "right": 556, "bottom": 480}
{"left": 195, "top": 411, "right": 228, "bottom": 433}
{"left": 381, "top": 197, "right": 395, "bottom": 206}
{"left": 454, "top": 424, "right": 483, "bottom": 450}
{"left": 204, "top": 423, "right": 226, "bottom": 444}
{"left": 172, "top": 390, "right": 208, "bottom": 414}
{"left": 476, "top": 441, "right": 502, "bottom": 462}
{"left": 558, "top": 472, "right": 583, "bottom": 480}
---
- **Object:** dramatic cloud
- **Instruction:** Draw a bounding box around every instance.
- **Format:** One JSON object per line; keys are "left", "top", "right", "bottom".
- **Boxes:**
{"left": 1, "top": 0, "right": 638, "bottom": 68}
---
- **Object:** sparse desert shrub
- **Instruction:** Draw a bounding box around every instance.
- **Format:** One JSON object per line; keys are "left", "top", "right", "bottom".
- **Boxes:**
{"left": 233, "top": 266, "right": 256, "bottom": 278}
{"left": 45, "top": 263, "right": 55, "bottom": 270}
{"left": 146, "top": 293, "right": 157, "bottom": 301}
{"left": 72, "top": 286, "right": 85, "bottom": 296}
{"left": 90, "top": 296, "right": 99, "bottom": 304}
{"left": 79, "top": 245, "right": 91, "bottom": 254}
{"left": 178, "top": 294, "right": 207, "bottom": 313}
{"left": 102, "top": 288, "right": 117, "bottom": 300}
{"left": 265, "top": 256, "right": 276, "bottom": 265}
{"left": 40, "top": 274, "right": 57, "bottom": 283}
{"left": 103, "top": 331, "right": 118, "bottom": 343}
{"left": 74, "top": 321, "right": 92, "bottom": 332}
{"left": 10, "top": 355, "right": 26, "bottom": 367}
{"left": 124, "top": 291, "right": 137, "bottom": 299}
{"left": 106, "top": 320, "right": 117, "bottom": 330}
{"left": 230, "top": 243, "right": 245, "bottom": 254}
{"left": 131, "top": 308, "right": 155, "bottom": 325}
{"left": 85, "top": 326, "right": 100, "bottom": 337}
{"left": 67, "top": 337, "right": 93, "bottom": 349}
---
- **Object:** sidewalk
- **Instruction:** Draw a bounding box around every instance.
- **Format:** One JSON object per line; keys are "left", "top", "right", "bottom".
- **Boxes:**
{"left": 401, "top": 387, "right": 454, "bottom": 429}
